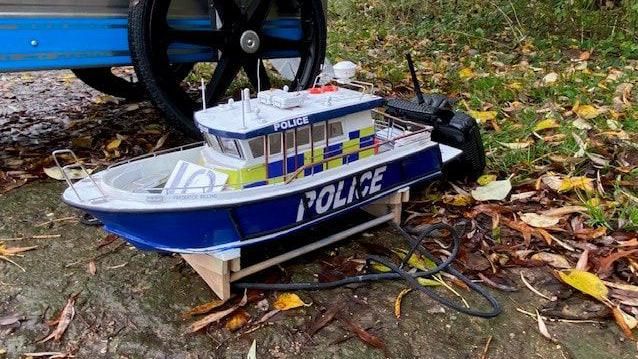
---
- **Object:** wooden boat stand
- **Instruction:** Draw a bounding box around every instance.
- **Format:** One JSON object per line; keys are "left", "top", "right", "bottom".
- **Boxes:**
{"left": 181, "top": 188, "right": 410, "bottom": 300}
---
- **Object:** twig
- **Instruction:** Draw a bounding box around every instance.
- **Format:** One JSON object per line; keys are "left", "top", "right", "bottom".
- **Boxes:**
{"left": 481, "top": 335, "right": 493, "bottom": 359}
{"left": 520, "top": 273, "right": 555, "bottom": 301}
{"left": 35, "top": 217, "right": 78, "bottom": 227}
{"left": 1, "top": 255, "right": 25, "bottom": 272}
{"left": 31, "top": 234, "right": 61, "bottom": 240}
{"left": 516, "top": 308, "right": 604, "bottom": 324}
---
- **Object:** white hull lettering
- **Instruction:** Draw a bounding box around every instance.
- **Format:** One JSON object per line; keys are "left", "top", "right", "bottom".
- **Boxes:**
{"left": 296, "top": 166, "right": 387, "bottom": 222}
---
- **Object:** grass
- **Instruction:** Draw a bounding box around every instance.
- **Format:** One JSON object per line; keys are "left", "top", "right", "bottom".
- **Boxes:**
{"left": 327, "top": 0, "right": 638, "bottom": 230}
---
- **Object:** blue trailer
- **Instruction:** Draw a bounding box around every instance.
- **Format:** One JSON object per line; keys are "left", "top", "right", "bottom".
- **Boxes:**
{"left": 0, "top": 0, "right": 327, "bottom": 136}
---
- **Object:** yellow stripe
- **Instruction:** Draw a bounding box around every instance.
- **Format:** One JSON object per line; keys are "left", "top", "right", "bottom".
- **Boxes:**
{"left": 360, "top": 126, "right": 375, "bottom": 137}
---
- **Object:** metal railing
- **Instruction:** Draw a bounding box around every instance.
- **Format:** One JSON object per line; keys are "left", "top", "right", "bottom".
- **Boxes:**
{"left": 52, "top": 149, "right": 107, "bottom": 203}
{"left": 107, "top": 142, "right": 205, "bottom": 170}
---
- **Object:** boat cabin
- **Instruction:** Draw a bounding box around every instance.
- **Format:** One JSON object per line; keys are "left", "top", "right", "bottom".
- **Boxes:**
{"left": 194, "top": 86, "right": 384, "bottom": 188}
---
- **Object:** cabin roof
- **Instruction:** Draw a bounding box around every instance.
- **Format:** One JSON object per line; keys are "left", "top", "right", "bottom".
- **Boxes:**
{"left": 194, "top": 87, "right": 384, "bottom": 140}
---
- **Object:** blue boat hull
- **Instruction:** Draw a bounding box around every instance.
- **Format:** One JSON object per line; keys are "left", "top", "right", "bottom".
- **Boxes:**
{"left": 87, "top": 145, "right": 443, "bottom": 253}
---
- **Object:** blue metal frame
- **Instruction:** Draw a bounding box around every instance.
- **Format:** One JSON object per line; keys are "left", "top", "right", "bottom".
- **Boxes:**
{"left": 0, "top": 16, "right": 215, "bottom": 72}
{"left": 0, "top": 15, "right": 303, "bottom": 72}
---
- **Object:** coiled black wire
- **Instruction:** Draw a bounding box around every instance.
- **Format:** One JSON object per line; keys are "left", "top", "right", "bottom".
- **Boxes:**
{"left": 234, "top": 222, "right": 501, "bottom": 318}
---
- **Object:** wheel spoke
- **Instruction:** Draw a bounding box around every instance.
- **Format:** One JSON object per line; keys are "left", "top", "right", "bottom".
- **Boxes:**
{"left": 246, "top": 0, "right": 274, "bottom": 28}
{"left": 206, "top": 53, "right": 242, "bottom": 103}
{"left": 210, "top": 0, "right": 242, "bottom": 26}
{"left": 242, "top": 57, "right": 271, "bottom": 91}
{"left": 166, "top": 28, "right": 228, "bottom": 48}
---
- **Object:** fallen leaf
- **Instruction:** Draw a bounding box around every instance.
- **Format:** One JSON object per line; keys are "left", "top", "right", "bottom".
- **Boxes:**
{"left": 542, "top": 72, "right": 559, "bottom": 85}
{"left": 558, "top": 269, "right": 609, "bottom": 302}
{"left": 576, "top": 249, "right": 589, "bottom": 270}
{"left": 534, "top": 118, "right": 560, "bottom": 132}
{"left": 43, "top": 167, "right": 93, "bottom": 181}
{"left": 520, "top": 213, "right": 560, "bottom": 228}
{"left": 477, "top": 174, "right": 497, "bottom": 186}
{"left": 597, "top": 249, "right": 638, "bottom": 276}
{"left": 442, "top": 193, "right": 474, "bottom": 206}
{"left": 417, "top": 277, "right": 443, "bottom": 287}
{"left": 182, "top": 298, "right": 228, "bottom": 318}
{"left": 0, "top": 313, "right": 22, "bottom": 326}
{"left": 510, "top": 191, "right": 536, "bottom": 201}
{"left": 273, "top": 293, "right": 308, "bottom": 311}
{"left": 559, "top": 176, "right": 594, "bottom": 192}
{"left": 536, "top": 310, "right": 553, "bottom": 341}
{"left": 38, "top": 294, "right": 77, "bottom": 343}
{"left": 574, "top": 226, "right": 607, "bottom": 241}
{"left": 106, "top": 138, "right": 122, "bottom": 151}
{"left": 308, "top": 303, "right": 343, "bottom": 336}
{"left": 541, "top": 206, "right": 587, "bottom": 217}
{"left": 87, "top": 261, "right": 96, "bottom": 276}
{"left": 189, "top": 292, "right": 247, "bottom": 332}
{"left": 459, "top": 67, "right": 475, "bottom": 80}
{"left": 468, "top": 110, "right": 498, "bottom": 124}
{"left": 574, "top": 104, "right": 600, "bottom": 120}
{"left": 0, "top": 244, "right": 38, "bottom": 256}
{"left": 612, "top": 306, "right": 636, "bottom": 339}
{"left": 394, "top": 288, "right": 412, "bottom": 319}
{"left": 499, "top": 141, "right": 532, "bottom": 150}
{"left": 247, "top": 340, "right": 257, "bottom": 359}
{"left": 471, "top": 179, "right": 512, "bottom": 201}
{"left": 532, "top": 252, "right": 571, "bottom": 269}
{"left": 224, "top": 309, "right": 250, "bottom": 332}
{"left": 339, "top": 316, "right": 386, "bottom": 350}
{"left": 572, "top": 118, "right": 593, "bottom": 130}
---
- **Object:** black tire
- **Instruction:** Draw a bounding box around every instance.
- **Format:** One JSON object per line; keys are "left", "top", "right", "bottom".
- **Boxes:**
{"left": 72, "top": 67, "right": 145, "bottom": 100}
{"left": 73, "top": 64, "right": 194, "bottom": 101}
{"left": 433, "top": 112, "right": 486, "bottom": 181}
{"left": 128, "top": 0, "right": 327, "bottom": 137}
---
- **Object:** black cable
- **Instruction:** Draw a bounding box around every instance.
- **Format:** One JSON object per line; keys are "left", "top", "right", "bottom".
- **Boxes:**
{"left": 234, "top": 222, "right": 501, "bottom": 318}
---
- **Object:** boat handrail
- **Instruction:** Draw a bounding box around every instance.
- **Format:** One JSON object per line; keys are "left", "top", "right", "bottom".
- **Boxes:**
{"left": 107, "top": 142, "right": 206, "bottom": 170}
{"left": 284, "top": 126, "right": 432, "bottom": 185}
{"left": 52, "top": 149, "right": 107, "bottom": 203}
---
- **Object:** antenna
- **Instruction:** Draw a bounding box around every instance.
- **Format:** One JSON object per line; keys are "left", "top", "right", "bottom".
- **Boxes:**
{"left": 405, "top": 53, "right": 425, "bottom": 105}
{"left": 241, "top": 89, "right": 247, "bottom": 129}
{"left": 256, "top": 58, "right": 261, "bottom": 93}
{"left": 200, "top": 78, "right": 207, "bottom": 110}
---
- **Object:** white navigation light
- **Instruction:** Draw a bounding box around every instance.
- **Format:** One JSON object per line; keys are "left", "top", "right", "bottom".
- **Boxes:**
{"left": 333, "top": 61, "right": 357, "bottom": 83}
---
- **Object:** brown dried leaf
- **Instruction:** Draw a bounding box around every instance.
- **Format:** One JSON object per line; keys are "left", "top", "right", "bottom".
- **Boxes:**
{"left": 86, "top": 261, "right": 97, "bottom": 276}
{"left": 307, "top": 303, "right": 344, "bottom": 336}
{"left": 38, "top": 294, "right": 77, "bottom": 343}
{"left": 0, "top": 244, "right": 38, "bottom": 256}
{"left": 182, "top": 298, "right": 228, "bottom": 318}
{"left": 612, "top": 306, "right": 636, "bottom": 340}
{"left": 339, "top": 316, "right": 386, "bottom": 350}
{"left": 597, "top": 249, "right": 638, "bottom": 276}
{"left": 189, "top": 292, "right": 247, "bottom": 332}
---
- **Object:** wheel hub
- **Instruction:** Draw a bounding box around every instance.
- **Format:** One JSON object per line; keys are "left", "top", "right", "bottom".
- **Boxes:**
{"left": 239, "top": 30, "right": 260, "bottom": 54}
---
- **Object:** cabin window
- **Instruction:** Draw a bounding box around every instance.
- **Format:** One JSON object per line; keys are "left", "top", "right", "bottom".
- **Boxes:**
{"left": 312, "top": 123, "right": 326, "bottom": 144}
{"left": 220, "top": 138, "right": 242, "bottom": 159}
{"left": 204, "top": 133, "right": 222, "bottom": 152}
{"left": 248, "top": 137, "right": 265, "bottom": 158}
{"left": 269, "top": 133, "right": 282, "bottom": 156}
{"left": 328, "top": 121, "right": 344, "bottom": 138}
{"left": 285, "top": 130, "right": 295, "bottom": 150}
{"left": 297, "top": 126, "right": 311, "bottom": 147}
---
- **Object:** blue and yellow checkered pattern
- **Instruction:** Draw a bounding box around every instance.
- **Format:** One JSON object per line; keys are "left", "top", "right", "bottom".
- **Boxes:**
{"left": 220, "top": 126, "right": 376, "bottom": 188}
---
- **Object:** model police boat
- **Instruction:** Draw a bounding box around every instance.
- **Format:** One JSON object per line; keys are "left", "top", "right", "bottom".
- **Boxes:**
{"left": 55, "top": 71, "right": 462, "bottom": 253}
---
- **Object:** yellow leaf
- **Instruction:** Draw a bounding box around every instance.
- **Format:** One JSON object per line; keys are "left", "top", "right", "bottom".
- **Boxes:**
{"left": 534, "top": 118, "right": 560, "bottom": 132}
{"left": 417, "top": 277, "right": 443, "bottom": 287}
{"left": 442, "top": 193, "right": 473, "bottom": 206}
{"left": 394, "top": 288, "right": 412, "bottom": 319}
{"left": 559, "top": 176, "right": 594, "bottom": 192}
{"left": 459, "top": 67, "right": 475, "bottom": 80}
{"left": 370, "top": 263, "right": 391, "bottom": 273}
{"left": 499, "top": 141, "right": 532, "bottom": 150}
{"left": 477, "top": 174, "right": 497, "bottom": 186}
{"left": 224, "top": 309, "right": 250, "bottom": 332}
{"left": 106, "top": 138, "right": 122, "bottom": 151}
{"left": 392, "top": 249, "right": 436, "bottom": 271}
{"left": 508, "top": 82, "right": 523, "bottom": 90}
{"left": 468, "top": 110, "right": 497, "bottom": 124}
{"left": 574, "top": 104, "right": 600, "bottom": 120}
{"left": 557, "top": 269, "right": 609, "bottom": 302}
{"left": 273, "top": 293, "right": 307, "bottom": 311}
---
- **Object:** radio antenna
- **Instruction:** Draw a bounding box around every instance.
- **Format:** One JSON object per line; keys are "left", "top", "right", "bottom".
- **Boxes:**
{"left": 405, "top": 53, "right": 425, "bottom": 105}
